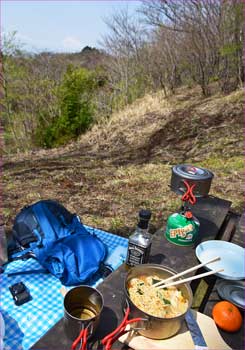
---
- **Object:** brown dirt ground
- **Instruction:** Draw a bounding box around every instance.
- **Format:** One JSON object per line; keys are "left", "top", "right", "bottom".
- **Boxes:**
{"left": 2, "top": 86, "right": 244, "bottom": 238}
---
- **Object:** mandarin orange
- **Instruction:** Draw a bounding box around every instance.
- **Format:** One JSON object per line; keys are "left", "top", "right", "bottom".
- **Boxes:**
{"left": 212, "top": 301, "right": 242, "bottom": 332}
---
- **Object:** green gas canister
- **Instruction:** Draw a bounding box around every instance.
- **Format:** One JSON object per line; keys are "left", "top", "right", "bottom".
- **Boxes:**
{"left": 165, "top": 210, "right": 200, "bottom": 246}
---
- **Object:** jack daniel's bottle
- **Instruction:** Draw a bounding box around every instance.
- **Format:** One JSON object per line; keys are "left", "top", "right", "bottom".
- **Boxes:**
{"left": 125, "top": 209, "right": 152, "bottom": 267}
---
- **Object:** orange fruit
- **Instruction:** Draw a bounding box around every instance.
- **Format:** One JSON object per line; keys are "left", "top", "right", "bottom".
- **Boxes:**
{"left": 212, "top": 301, "right": 242, "bottom": 332}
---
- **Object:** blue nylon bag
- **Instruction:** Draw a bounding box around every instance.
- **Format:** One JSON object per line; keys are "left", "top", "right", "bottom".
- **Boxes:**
{"left": 10, "top": 200, "right": 107, "bottom": 286}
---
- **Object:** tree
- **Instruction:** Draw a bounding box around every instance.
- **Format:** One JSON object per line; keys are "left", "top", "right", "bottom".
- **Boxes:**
{"left": 139, "top": 0, "right": 244, "bottom": 96}
{"left": 100, "top": 8, "right": 149, "bottom": 109}
{"left": 1, "top": 32, "right": 61, "bottom": 152}
{"left": 218, "top": 0, "right": 244, "bottom": 92}
{"left": 1, "top": 32, "right": 29, "bottom": 151}
{"left": 38, "top": 65, "right": 99, "bottom": 148}
{"left": 145, "top": 27, "right": 182, "bottom": 96}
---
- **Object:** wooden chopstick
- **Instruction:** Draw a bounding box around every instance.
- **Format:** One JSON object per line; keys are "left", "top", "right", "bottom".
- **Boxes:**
{"left": 153, "top": 256, "right": 221, "bottom": 288}
{"left": 156, "top": 268, "right": 224, "bottom": 289}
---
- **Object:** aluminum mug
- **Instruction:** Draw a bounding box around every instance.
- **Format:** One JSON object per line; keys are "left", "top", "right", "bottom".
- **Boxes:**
{"left": 63, "top": 285, "right": 104, "bottom": 340}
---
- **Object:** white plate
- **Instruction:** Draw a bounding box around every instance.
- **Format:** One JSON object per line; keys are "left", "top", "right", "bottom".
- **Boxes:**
{"left": 216, "top": 279, "right": 245, "bottom": 310}
{"left": 195, "top": 240, "right": 245, "bottom": 280}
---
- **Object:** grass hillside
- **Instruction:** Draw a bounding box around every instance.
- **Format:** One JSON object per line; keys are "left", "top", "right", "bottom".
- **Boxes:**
{"left": 2, "top": 86, "right": 244, "bottom": 237}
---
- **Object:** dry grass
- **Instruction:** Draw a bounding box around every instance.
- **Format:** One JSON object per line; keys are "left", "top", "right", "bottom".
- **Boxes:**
{"left": 2, "top": 86, "right": 244, "bottom": 237}
{"left": 80, "top": 90, "right": 172, "bottom": 152}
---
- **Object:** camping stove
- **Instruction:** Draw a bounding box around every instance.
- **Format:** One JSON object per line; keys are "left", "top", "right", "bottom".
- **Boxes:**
{"left": 165, "top": 165, "right": 214, "bottom": 246}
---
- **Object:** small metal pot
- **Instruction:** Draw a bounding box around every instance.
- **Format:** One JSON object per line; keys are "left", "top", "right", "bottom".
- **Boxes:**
{"left": 124, "top": 264, "right": 193, "bottom": 339}
{"left": 64, "top": 285, "right": 103, "bottom": 340}
{"left": 171, "top": 164, "right": 214, "bottom": 197}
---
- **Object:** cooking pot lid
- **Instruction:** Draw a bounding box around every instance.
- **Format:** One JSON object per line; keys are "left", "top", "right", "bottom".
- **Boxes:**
{"left": 216, "top": 280, "right": 245, "bottom": 310}
{"left": 172, "top": 165, "right": 214, "bottom": 181}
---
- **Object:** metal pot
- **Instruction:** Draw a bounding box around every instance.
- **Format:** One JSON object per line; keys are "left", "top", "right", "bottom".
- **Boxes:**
{"left": 171, "top": 164, "right": 214, "bottom": 197}
{"left": 124, "top": 264, "right": 193, "bottom": 339}
{"left": 63, "top": 285, "right": 103, "bottom": 341}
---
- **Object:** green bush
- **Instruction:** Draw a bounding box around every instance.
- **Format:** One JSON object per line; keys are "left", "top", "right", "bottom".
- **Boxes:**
{"left": 38, "top": 66, "right": 99, "bottom": 148}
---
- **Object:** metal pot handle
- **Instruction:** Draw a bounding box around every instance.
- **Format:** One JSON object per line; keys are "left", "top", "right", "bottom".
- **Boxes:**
{"left": 101, "top": 301, "right": 148, "bottom": 350}
{"left": 128, "top": 317, "right": 148, "bottom": 331}
{"left": 122, "top": 298, "right": 148, "bottom": 331}
{"left": 71, "top": 321, "right": 93, "bottom": 350}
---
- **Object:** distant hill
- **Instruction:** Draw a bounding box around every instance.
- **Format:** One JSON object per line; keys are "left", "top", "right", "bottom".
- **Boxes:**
{"left": 3, "top": 86, "right": 244, "bottom": 237}
{"left": 35, "top": 45, "right": 106, "bottom": 70}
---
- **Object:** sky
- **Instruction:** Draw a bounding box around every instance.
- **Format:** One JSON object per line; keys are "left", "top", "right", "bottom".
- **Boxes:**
{"left": 1, "top": 0, "right": 141, "bottom": 53}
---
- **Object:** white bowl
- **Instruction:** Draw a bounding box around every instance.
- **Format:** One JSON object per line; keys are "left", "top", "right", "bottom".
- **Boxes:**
{"left": 196, "top": 240, "right": 245, "bottom": 280}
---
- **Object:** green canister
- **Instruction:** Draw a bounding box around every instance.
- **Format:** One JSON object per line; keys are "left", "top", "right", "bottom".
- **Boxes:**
{"left": 165, "top": 211, "right": 200, "bottom": 246}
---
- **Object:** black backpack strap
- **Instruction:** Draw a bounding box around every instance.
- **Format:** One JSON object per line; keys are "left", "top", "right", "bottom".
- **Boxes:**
{"left": 7, "top": 268, "right": 48, "bottom": 277}
{"left": 98, "top": 261, "right": 114, "bottom": 278}
{"left": 8, "top": 250, "right": 36, "bottom": 262}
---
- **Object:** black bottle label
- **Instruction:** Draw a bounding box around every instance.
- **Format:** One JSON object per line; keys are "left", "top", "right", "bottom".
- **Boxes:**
{"left": 126, "top": 242, "right": 151, "bottom": 266}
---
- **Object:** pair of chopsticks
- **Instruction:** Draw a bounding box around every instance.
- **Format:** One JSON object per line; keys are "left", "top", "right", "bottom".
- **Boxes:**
{"left": 153, "top": 256, "right": 223, "bottom": 289}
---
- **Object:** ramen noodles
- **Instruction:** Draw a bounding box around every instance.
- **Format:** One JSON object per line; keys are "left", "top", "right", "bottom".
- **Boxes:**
{"left": 127, "top": 275, "right": 188, "bottom": 318}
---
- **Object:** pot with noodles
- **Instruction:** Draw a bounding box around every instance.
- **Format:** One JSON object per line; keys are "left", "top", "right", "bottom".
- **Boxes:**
{"left": 124, "top": 264, "right": 193, "bottom": 339}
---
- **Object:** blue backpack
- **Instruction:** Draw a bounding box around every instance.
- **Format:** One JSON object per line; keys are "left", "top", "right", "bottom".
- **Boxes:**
{"left": 10, "top": 200, "right": 107, "bottom": 286}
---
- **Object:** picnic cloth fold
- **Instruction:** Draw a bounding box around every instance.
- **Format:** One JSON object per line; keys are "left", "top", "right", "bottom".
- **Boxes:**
{"left": 0, "top": 226, "right": 128, "bottom": 350}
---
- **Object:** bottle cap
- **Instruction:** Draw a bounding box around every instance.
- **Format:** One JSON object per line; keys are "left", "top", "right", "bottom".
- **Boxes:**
{"left": 138, "top": 209, "right": 151, "bottom": 229}
{"left": 139, "top": 209, "right": 151, "bottom": 221}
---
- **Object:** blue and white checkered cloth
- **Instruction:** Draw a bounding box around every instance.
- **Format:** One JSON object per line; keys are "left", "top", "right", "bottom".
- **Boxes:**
{"left": 0, "top": 226, "right": 128, "bottom": 350}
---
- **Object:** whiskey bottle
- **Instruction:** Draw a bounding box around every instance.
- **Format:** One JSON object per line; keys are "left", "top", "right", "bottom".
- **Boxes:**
{"left": 125, "top": 209, "right": 152, "bottom": 267}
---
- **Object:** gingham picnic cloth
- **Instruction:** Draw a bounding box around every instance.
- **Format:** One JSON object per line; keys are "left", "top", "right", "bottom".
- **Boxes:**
{"left": 0, "top": 226, "right": 128, "bottom": 350}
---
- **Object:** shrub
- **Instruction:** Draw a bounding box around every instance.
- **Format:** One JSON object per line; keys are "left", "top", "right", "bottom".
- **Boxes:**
{"left": 38, "top": 66, "right": 99, "bottom": 148}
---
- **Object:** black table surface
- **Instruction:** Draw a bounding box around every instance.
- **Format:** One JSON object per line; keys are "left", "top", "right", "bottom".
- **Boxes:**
{"left": 31, "top": 196, "right": 244, "bottom": 350}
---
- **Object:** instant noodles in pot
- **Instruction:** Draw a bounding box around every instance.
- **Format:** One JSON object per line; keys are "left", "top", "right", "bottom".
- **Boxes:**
{"left": 166, "top": 165, "right": 214, "bottom": 246}
{"left": 123, "top": 264, "right": 193, "bottom": 339}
